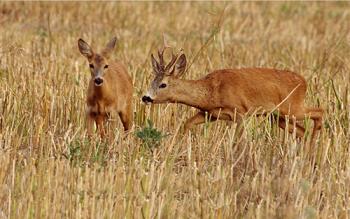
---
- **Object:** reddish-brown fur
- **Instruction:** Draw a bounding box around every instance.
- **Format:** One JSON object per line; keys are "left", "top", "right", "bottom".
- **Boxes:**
{"left": 78, "top": 37, "right": 133, "bottom": 138}
{"left": 143, "top": 48, "right": 323, "bottom": 144}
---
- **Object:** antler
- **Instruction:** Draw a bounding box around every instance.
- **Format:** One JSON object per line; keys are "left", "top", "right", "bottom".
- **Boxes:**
{"left": 165, "top": 52, "right": 178, "bottom": 72}
{"left": 157, "top": 34, "right": 170, "bottom": 69}
{"left": 153, "top": 34, "right": 180, "bottom": 75}
{"left": 157, "top": 47, "right": 165, "bottom": 69}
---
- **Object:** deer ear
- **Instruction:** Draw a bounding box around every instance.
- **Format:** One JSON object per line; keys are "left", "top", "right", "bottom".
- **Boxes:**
{"left": 102, "top": 37, "right": 117, "bottom": 58}
{"left": 173, "top": 54, "right": 186, "bottom": 77}
{"left": 78, "top": 39, "right": 93, "bottom": 59}
{"left": 151, "top": 54, "right": 161, "bottom": 75}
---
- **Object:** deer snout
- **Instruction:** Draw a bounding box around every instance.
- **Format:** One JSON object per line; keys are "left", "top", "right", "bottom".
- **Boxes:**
{"left": 142, "top": 96, "right": 153, "bottom": 103}
{"left": 94, "top": 77, "right": 104, "bottom": 86}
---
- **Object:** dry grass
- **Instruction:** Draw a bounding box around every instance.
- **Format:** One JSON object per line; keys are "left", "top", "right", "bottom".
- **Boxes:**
{"left": 0, "top": 2, "right": 349, "bottom": 218}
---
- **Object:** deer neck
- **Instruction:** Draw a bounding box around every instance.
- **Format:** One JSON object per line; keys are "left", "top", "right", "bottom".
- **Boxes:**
{"left": 171, "top": 78, "right": 211, "bottom": 110}
{"left": 91, "top": 80, "right": 110, "bottom": 99}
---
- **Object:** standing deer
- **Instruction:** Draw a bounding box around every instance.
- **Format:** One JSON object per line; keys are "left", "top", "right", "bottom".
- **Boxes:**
{"left": 78, "top": 37, "right": 133, "bottom": 138}
{"left": 142, "top": 46, "right": 323, "bottom": 144}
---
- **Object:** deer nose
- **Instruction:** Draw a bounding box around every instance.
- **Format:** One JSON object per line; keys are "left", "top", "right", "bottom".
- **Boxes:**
{"left": 94, "top": 77, "right": 104, "bottom": 86}
{"left": 142, "top": 96, "right": 153, "bottom": 103}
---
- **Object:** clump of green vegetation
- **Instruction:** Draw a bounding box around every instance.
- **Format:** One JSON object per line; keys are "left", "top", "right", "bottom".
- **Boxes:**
{"left": 136, "top": 119, "right": 166, "bottom": 151}
{"left": 63, "top": 139, "right": 109, "bottom": 167}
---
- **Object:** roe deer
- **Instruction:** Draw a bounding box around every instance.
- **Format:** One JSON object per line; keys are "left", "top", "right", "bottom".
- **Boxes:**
{"left": 142, "top": 46, "right": 323, "bottom": 144}
{"left": 78, "top": 37, "right": 133, "bottom": 138}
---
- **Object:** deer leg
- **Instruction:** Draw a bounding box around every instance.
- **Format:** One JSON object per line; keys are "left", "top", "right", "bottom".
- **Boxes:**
{"left": 283, "top": 107, "right": 323, "bottom": 145}
{"left": 210, "top": 108, "right": 243, "bottom": 122}
{"left": 95, "top": 114, "right": 106, "bottom": 139}
{"left": 277, "top": 116, "right": 305, "bottom": 138}
{"left": 86, "top": 112, "right": 94, "bottom": 138}
{"left": 210, "top": 108, "right": 244, "bottom": 138}
{"left": 305, "top": 107, "right": 324, "bottom": 145}
{"left": 119, "top": 109, "right": 133, "bottom": 132}
{"left": 184, "top": 111, "right": 206, "bottom": 133}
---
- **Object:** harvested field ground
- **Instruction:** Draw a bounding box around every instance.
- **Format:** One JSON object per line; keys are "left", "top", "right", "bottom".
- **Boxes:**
{"left": 0, "top": 2, "right": 349, "bottom": 218}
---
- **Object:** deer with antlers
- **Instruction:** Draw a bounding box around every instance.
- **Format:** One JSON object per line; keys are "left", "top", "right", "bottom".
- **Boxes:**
{"left": 78, "top": 37, "right": 133, "bottom": 138}
{"left": 142, "top": 44, "right": 323, "bottom": 144}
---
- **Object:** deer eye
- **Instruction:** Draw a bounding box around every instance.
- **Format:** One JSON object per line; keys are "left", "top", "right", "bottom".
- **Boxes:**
{"left": 89, "top": 64, "right": 94, "bottom": 69}
{"left": 104, "top": 65, "right": 109, "bottom": 69}
{"left": 159, "top": 83, "right": 167, "bottom": 89}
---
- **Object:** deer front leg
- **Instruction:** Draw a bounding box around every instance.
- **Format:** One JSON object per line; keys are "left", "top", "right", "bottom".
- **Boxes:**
{"left": 184, "top": 111, "right": 206, "bottom": 133}
{"left": 184, "top": 109, "right": 242, "bottom": 133}
{"left": 210, "top": 108, "right": 244, "bottom": 139}
{"left": 86, "top": 112, "right": 94, "bottom": 138}
{"left": 95, "top": 114, "right": 106, "bottom": 139}
{"left": 209, "top": 108, "right": 234, "bottom": 121}
{"left": 276, "top": 116, "right": 305, "bottom": 138}
{"left": 119, "top": 104, "right": 133, "bottom": 132}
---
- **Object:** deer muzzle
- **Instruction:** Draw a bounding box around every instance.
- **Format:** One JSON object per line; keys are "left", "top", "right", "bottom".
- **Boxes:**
{"left": 142, "top": 96, "right": 153, "bottom": 104}
{"left": 94, "top": 77, "right": 104, "bottom": 86}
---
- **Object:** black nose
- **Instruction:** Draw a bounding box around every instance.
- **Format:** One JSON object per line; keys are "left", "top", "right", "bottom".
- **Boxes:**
{"left": 142, "top": 96, "right": 153, "bottom": 103}
{"left": 94, "top": 77, "right": 103, "bottom": 85}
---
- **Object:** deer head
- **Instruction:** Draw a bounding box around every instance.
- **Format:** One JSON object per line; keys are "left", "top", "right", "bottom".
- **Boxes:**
{"left": 142, "top": 46, "right": 187, "bottom": 104}
{"left": 78, "top": 37, "right": 117, "bottom": 86}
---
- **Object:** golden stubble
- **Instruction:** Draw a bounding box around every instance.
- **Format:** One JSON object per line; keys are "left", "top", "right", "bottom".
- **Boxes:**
{"left": 0, "top": 2, "right": 349, "bottom": 218}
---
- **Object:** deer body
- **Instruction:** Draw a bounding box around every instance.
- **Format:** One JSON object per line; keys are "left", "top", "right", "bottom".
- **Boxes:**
{"left": 142, "top": 47, "right": 323, "bottom": 144}
{"left": 167, "top": 68, "right": 306, "bottom": 114}
{"left": 86, "top": 61, "right": 131, "bottom": 115}
{"left": 79, "top": 38, "right": 133, "bottom": 138}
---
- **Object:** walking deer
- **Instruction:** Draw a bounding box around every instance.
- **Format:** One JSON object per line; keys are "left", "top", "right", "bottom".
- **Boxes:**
{"left": 78, "top": 37, "right": 133, "bottom": 138}
{"left": 142, "top": 46, "right": 323, "bottom": 144}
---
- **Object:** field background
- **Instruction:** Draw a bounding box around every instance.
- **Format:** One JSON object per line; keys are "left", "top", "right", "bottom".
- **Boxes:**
{"left": 0, "top": 2, "right": 349, "bottom": 219}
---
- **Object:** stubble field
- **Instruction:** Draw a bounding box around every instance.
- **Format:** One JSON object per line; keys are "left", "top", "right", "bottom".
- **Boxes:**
{"left": 0, "top": 2, "right": 349, "bottom": 218}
